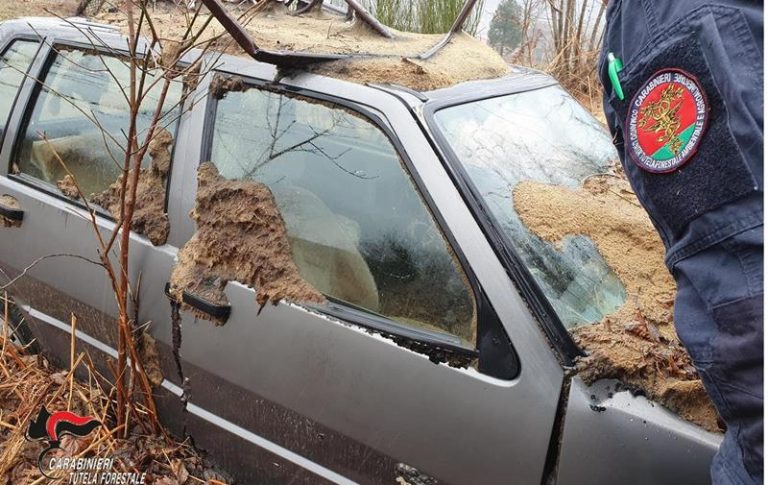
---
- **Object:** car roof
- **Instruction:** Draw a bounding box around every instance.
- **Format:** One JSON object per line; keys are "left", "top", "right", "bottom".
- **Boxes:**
{"left": 0, "top": 16, "right": 558, "bottom": 106}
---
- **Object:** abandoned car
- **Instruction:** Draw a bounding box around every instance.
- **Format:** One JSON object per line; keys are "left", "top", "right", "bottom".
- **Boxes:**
{"left": 0, "top": 14, "right": 722, "bottom": 485}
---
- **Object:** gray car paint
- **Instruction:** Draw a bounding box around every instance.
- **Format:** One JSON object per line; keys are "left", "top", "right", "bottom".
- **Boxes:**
{"left": 557, "top": 379, "right": 721, "bottom": 485}
{"left": 0, "top": 17, "right": 720, "bottom": 485}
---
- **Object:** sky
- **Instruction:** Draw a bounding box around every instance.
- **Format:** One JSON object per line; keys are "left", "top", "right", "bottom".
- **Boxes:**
{"left": 476, "top": 0, "right": 503, "bottom": 40}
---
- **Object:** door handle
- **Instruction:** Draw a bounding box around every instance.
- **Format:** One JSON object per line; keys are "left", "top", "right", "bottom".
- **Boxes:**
{"left": 0, "top": 202, "right": 24, "bottom": 223}
{"left": 164, "top": 282, "right": 231, "bottom": 321}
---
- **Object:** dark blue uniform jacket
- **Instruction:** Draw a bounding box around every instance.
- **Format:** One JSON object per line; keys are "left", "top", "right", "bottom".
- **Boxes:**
{"left": 599, "top": 2, "right": 763, "bottom": 483}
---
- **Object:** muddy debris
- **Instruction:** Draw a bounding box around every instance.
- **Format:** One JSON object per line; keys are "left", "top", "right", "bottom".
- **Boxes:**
{"left": 95, "top": 4, "right": 509, "bottom": 91}
{"left": 91, "top": 129, "right": 174, "bottom": 246}
{"left": 0, "top": 194, "right": 22, "bottom": 228}
{"left": 309, "top": 33, "right": 509, "bottom": 92}
{"left": 573, "top": 313, "right": 719, "bottom": 432}
{"left": 514, "top": 171, "right": 676, "bottom": 337}
{"left": 138, "top": 331, "right": 164, "bottom": 388}
{"left": 209, "top": 74, "right": 247, "bottom": 99}
{"left": 169, "top": 162, "right": 325, "bottom": 323}
{"left": 513, "top": 167, "right": 721, "bottom": 433}
{"left": 56, "top": 174, "right": 81, "bottom": 199}
{"left": 391, "top": 335, "right": 475, "bottom": 369}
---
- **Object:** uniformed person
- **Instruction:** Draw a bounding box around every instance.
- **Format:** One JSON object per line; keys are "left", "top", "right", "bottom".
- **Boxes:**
{"left": 599, "top": 1, "right": 763, "bottom": 483}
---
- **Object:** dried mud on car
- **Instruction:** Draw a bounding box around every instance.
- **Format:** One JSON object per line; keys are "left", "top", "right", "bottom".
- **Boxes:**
{"left": 514, "top": 168, "right": 721, "bottom": 433}
{"left": 89, "top": 128, "right": 174, "bottom": 246}
{"left": 95, "top": 4, "right": 509, "bottom": 91}
{"left": 169, "top": 162, "right": 325, "bottom": 323}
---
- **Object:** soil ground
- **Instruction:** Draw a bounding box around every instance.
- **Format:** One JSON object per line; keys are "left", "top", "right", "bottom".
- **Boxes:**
{"left": 0, "top": 0, "right": 81, "bottom": 21}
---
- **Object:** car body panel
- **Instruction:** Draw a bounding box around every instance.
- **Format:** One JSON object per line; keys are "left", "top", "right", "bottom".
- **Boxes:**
{"left": 556, "top": 378, "right": 720, "bottom": 485}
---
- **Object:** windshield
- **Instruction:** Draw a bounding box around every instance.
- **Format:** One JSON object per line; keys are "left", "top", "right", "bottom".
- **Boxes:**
{"left": 433, "top": 85, "right": 625, "bottom": 329}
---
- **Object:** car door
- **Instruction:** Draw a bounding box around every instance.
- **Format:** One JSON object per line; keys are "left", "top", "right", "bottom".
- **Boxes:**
{"left": 0, "top": 33, "right": 184, "bottom": 387}
{"left": 148, "top": 56, "right": 566, "bottom": 485}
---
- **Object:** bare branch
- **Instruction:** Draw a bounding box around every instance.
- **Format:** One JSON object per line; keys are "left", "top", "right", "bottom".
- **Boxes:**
{"left": 344, "top": 0, "right": 394, "bottom": 38}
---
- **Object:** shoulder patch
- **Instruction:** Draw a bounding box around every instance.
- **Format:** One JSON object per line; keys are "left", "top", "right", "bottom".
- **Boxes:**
{"left": 626, "top": 68, "right": 709, "bottom": 173}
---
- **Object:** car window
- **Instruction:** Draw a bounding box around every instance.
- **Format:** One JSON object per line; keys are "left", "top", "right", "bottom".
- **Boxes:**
{"left": 0, "top": 40, "right": 39, "bottom": 140}
{"left": 209, "top": 84, "right": 477, "bottom": 344}
{"left": 433, "top": 85, "right": 626, "bottom": 329}
{"left": 14, "top": 48, "right": 181, "bottom": 199}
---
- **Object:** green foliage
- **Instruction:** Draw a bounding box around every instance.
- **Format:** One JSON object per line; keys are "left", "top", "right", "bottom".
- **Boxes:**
{"left": 488, "top": 0, "right": 523, "bottom": 54}
{"left": 370, "top": 0, "right": 484, "bottom": 35}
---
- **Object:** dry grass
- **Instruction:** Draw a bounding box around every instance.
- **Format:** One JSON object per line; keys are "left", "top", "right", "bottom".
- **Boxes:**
{"left": 0, "top": 293, "right": 230, "bottom": 484}
{"left": 508, "top": 0, "right": 607, "bottom": 121}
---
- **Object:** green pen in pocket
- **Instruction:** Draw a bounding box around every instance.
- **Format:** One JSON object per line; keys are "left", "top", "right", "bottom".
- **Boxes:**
{"left": 607, "top": 52, "right": 624, "bottom": 101}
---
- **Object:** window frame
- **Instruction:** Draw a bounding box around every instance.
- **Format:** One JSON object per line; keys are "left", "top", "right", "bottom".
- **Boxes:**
{"left": 202, "top": 73, "right": 520, "bottom": 379}
{"left": 0, "top": 37, "right": 43, "bottom": 153}
{"left": 422, "top": 83, "right": 587, "bottom": 365}
{"left": 7, "top": 39, "right": 184, "bottom": 221}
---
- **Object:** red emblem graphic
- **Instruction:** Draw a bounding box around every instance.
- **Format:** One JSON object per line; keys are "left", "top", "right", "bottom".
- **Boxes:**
{"left": 626, "top": 68, "right": 709, "bottom": 173}
{"left": 25, "top": 406, "right": 101, "bottom": 477}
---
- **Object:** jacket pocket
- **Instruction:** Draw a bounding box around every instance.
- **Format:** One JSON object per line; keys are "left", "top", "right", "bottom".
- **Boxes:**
{"left": 608, "top": 5, "right": 761, "bottom": 240}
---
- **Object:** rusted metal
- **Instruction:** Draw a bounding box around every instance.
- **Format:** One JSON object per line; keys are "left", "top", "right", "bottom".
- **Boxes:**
{"left": 200, "top": 0, "right": 347, "bottom": 66}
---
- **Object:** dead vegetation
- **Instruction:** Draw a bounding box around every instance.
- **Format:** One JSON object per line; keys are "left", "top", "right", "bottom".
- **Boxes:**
{"left": 544, "top": 0, "right": 605, "bottom": 117}
{"left": 505, "top": 0, "right": 605, "bottom": 119}
{"left": 169, "top": 162, "right": 325, "bottom": 323}
{"left": 0, "top": 301, "right": 230, "bottom": 484}
{"left": 513, "top": 166, "right": 721, "bottom": 432}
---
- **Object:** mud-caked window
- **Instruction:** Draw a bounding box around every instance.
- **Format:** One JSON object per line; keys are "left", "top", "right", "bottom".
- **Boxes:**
{"left": 14, "top": 48, "right": 181, "bottom": 201}
{"left": 0, "top": 41, "right": 38, "bottom": 139}
{"left": 209, "top": 85, "right": 476, "bottom": 343}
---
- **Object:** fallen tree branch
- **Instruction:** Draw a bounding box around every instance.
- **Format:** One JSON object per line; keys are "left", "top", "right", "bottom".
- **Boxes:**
{"left": 416, "top": 0, "right": 480, "bottom": 60}
{"left": 344, "top": 0, "right": 394, "bottom": 38}
{"left": 201, "top": 0, "right": 346, "bottom": 65}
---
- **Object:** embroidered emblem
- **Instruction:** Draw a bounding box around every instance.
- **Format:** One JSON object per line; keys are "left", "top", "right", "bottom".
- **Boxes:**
{"left": 626, "top": 69, "right": 709, "bottom": 173}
